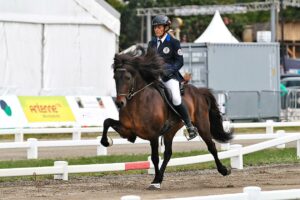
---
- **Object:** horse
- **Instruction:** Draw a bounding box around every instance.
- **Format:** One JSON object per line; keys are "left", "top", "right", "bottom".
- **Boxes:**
{"left": 100, "top": 49, "right": 233, "bottom": 189}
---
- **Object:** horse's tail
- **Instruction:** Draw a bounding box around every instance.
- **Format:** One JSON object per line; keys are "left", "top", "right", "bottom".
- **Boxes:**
{"left": 205, "top": 89, "right": 233, "bottom": 143}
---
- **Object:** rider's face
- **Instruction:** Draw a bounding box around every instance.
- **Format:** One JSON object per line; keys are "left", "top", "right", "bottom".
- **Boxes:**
{"left": 154, "top": 25, "right": 165, "bottom": 38}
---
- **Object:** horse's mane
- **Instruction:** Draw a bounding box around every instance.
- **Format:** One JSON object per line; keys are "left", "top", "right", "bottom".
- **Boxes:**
{"left": 113, "top": 47, "right": 164, "bottom": 83}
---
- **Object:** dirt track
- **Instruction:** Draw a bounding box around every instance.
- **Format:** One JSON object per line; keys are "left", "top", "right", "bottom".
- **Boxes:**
{"left": 0, "top": 164, "right": 300, "bottom": 200}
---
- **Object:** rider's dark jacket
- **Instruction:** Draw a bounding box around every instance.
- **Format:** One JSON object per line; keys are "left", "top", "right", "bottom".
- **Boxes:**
{"left": 147, "top": 34, "right": 184, "bottom": 82}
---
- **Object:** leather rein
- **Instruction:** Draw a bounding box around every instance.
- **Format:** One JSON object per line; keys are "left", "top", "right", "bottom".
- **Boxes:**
{"left": 116, "top": 68, "right": 154, "bottom": 100}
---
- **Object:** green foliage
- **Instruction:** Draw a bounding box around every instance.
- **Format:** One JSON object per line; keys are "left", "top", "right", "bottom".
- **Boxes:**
{"left": 0, "top": 148, "right": 298, "bottom": 169}
{"left": 105, "top": 0, "right": 300, "bottom": 49}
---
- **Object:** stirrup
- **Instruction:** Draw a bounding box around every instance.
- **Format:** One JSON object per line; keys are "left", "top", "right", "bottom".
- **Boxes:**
{"left": 184, "top": 126, "right": 198, "bottom": 140}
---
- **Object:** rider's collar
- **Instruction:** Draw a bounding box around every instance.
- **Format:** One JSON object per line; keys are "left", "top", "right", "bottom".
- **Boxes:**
{"left": 157, "top": 33, "right": 170, "bottom": 43}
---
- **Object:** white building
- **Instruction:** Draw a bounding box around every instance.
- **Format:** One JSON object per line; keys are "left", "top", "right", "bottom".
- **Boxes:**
{"left": 0, "top": 0, "right": 120, "bottom": 96}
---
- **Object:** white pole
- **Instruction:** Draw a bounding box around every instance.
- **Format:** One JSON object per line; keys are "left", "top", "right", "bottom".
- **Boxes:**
{"left": 54, "top": 161, "right": 68, "bottom": 181}
{"left": 27, "top": 138, "right": 38, "bottom": 159}
{"left": 230, "top": 144, "right": 243, "bottom": 169}
{"left": 15, "top": 129, "right": 24, "bottom": 142}
{"left": 276, "top": 130, "right": 286, "bottom": 149}
{"left": 72, "top": 125, "right": 81, "bottom": 140}
{"left": 266, "top": 120, "right": 274, "bottom": 134}
{"left": 97, "top": 136, "right": 107, "bottom": 156}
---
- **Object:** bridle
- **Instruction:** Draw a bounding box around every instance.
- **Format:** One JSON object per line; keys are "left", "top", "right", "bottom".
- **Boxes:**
{"left": 115, "top": 68, "right": 154, "bottom": 100}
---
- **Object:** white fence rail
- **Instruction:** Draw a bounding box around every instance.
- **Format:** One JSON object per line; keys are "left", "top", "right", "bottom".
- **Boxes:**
{"left": 0, "top": 126, "right": 103, "bottom": 142}
{"left": 159, "top": 186, "right": 300, "bottom": 200}
{"left": 0, "top": 134, "right": 299, "bottom": 179}
{"left": 2, "top": 120, "right": 300, "bottom": 142}
{"left": 0, "top": 132, "right": 296, "bottom": 159}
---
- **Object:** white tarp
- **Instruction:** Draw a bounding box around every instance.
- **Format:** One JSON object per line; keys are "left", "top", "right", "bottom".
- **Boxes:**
{"left": 0, "top": 23, "right": 42, "bottom": 95}
{"left": 43, "top": 24, "right": 116, "bottom": 96}
{"left": 0, "top": 0, "right": 119, "bottom": 96}
{"left": 0, "top": 0, "right": 120, "bottom": 35}
{"left": 194, "top": 10, "right": 239, "bottom": 43}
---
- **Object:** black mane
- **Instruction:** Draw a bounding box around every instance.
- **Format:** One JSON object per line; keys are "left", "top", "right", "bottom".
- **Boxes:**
{"left": 113, "top": 48, "right": 164, "bottom": 83}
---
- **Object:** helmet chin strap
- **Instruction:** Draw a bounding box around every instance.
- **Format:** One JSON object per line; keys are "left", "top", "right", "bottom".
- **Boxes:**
{"left": 159, "top": 32, "right": 167, "bottom": 39}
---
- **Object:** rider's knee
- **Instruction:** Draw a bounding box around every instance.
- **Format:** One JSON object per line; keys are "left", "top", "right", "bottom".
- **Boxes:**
{"left": 172, "top": 97, "right": 181, "bottom": 106}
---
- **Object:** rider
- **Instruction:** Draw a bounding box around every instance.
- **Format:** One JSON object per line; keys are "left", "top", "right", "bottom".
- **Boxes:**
{"left": 147, "top": 15, "right": 198, "bottom": 140}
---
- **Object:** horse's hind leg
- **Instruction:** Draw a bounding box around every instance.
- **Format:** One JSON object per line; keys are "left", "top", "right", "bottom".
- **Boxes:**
{"left": 195, "top": 117, "right": 231, "bottom": 176}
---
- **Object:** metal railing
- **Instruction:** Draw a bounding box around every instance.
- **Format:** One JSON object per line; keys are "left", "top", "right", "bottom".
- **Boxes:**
{"left": 281, "top": 89, "right": 300, "bottom": 121}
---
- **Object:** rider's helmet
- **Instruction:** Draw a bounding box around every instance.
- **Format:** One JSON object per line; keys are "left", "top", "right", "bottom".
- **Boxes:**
{"left": 152, "top": 15, "right": 171, "bottom": 27}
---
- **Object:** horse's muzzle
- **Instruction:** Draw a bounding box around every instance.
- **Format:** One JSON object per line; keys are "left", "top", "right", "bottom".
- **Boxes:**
{"left": 116, "top": 95, "right": 127, "bottom": 108}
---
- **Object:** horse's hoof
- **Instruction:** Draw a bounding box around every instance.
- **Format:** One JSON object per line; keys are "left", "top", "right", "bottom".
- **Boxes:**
{"left": 147, "top": 183, "right": 161, "bottom": 190}
{"left": 220, "top": 167, "right": 231, "bottom": 176}
{"left": 100, "top": 137, "right": 113, "bottom": 147}
{"left": 226, "top": 168, "right": 231, "bottom": 176}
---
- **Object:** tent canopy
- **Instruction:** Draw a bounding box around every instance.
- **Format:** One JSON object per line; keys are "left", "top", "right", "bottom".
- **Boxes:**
{"left": 0, "top": 0, "right": 120, "bottom": 96}
{"left": 0, "top": 0, "right": 120, "bottom": 35}
{"left": 194, "top": 10, "right": 238, "bottom": 43}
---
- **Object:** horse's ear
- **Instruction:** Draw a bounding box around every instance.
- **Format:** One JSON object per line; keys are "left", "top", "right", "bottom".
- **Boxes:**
{"left": 135, "top": 45, "right": 145, "bottom": 56}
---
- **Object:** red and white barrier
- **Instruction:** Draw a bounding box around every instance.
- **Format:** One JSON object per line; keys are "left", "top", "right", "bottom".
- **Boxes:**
{"left": 0, "top": 134, "right": 299, "bottom": 179}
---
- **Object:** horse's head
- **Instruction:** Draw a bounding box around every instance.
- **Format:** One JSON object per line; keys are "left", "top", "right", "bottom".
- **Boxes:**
{"left": 113, "top": 54, "right": 136, "bottom": 108}
{"left": 112, "top": 48, "right": 164, "bottom": 108}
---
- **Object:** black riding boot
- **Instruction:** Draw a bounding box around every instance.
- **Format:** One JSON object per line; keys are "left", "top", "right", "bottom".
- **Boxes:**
{"left": 174, "top": 103, "right": 198, "bottom": 140}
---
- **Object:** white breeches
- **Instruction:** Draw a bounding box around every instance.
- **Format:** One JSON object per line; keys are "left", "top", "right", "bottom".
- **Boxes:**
{"left": 162, "top": 79, "right": 181, "bottom": 106}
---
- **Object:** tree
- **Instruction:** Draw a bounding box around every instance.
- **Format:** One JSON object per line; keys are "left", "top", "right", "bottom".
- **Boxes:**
{"left": 106, "top": 0, "right": 300, "bottom": 49}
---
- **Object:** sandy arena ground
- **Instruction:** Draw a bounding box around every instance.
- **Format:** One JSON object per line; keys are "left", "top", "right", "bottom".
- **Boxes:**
{"left": 0, "top": 140, "right": 299, "bottom": 199}
{"left": 0, "top": 164, "right": 299, "bottom": 200}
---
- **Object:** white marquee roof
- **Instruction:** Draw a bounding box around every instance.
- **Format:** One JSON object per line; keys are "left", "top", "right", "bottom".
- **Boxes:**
{"left": 0, "top": 0, "right": 120, "bottom": 35}
{"left": 194, "top": 10, "right": 238, "bottom": 43}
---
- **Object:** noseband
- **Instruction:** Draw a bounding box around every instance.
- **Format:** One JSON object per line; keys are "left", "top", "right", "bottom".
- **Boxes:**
{"left": 115, "top": 68, "right": 154, "bottom": 100}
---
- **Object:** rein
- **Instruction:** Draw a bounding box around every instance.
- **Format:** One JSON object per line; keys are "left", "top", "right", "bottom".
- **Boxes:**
{"left": 116, "top": 68, "right": 154, "bottom": 100}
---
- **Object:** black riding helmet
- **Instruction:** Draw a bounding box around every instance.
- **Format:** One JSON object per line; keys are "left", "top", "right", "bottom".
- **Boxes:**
{"left": 152, "top": 15, "right": 171, "bottom": 26}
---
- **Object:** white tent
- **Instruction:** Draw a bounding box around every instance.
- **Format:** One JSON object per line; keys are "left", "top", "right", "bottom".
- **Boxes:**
{"left": 0, "top": 0, "right": 120, "bottom": 96}
{"left": 194, "top": 11, "right": 239, "bottom": 43}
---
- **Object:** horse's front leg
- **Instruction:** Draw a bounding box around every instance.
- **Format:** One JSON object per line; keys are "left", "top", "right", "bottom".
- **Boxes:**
{"left": 101, "top": 118, "right": 127, "bottom": 147}
{"left": 148, "top": 138, "right": 162, "bottom": 190}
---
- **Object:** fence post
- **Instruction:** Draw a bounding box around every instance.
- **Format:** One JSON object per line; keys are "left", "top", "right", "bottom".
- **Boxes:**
{"left": 297, "top": 139, "right": 300, "bottom": 159}
{"left": 27, "top": 138, "right": 38, "bottom": 159}
{"left": 243, "top": 186, "right": 261, "bottom": 200}
{"left": 121, "top": 195, "right": 141, "bottom": 200}
{"left": 220, "top": 143, "right": 231, "bottom": 151}
{"left": 72, "top": 125, "right": 81, "bottom": 140}
{"left": 96, "top": 136, "right": 107, "bottom": 156}
{"left": 230, "top": 144, "right": 243, "bottom": 169}
{"left": 266, "top": 120, "right": 274, "bottom": 134}
{"left": 276, "top": 130, "right": 286, "bottom": 149}
{"left": 15, "top": 129, "right": 24, "bottom": 142}
{"left": 54, "top": 161, "right": 68, "bottom": 181}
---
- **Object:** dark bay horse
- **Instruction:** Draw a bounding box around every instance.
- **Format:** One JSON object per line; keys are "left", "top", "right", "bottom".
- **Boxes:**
{"left": 100, "top": 49, "right": 233, "bottom": 189}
